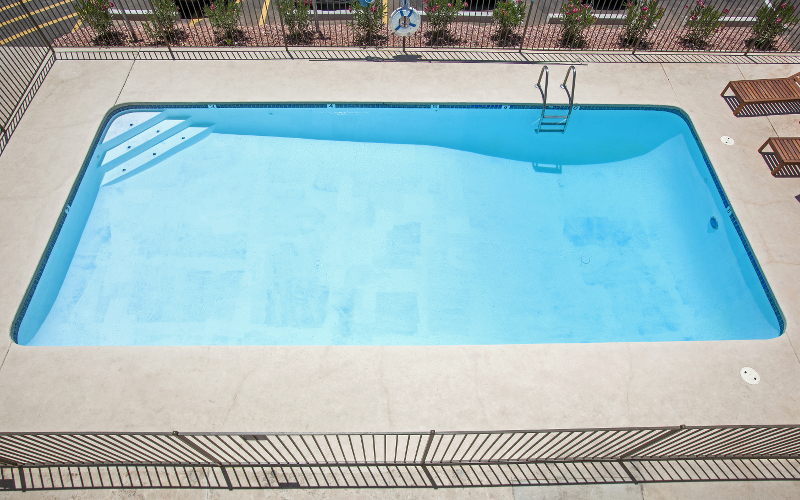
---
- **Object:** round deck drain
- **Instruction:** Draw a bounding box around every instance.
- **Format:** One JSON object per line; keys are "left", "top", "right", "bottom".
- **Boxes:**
{"left": 741, "top": 367, "right": 760, "bottom": 385}
{"left": 721, "top": 136, "right": 735, "bottom": 145}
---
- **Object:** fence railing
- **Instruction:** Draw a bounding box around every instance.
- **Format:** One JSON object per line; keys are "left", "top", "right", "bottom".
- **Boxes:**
{"left": 2, "top": 425, "right": 800, "bottom": 490}
{"left": 3, "top": 0, "right": 800, "bottom": 53}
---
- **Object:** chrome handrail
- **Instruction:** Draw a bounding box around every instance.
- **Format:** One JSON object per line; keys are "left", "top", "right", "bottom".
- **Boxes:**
{"left": 560, "top": 65, "right": 577, "bottom": 132}
{"left": 534, "top": 66, "right": 549, "bottom": 133}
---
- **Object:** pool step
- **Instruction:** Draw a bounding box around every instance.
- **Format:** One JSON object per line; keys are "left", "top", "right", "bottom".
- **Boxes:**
{"left": 99, "top": 118, "right": 192, "bottom": 170}
{"left": 102, "top": 112, "right": 162, "bottom": 145}
{"left": 100, "top": 125, "right": 214, "bottom": 187}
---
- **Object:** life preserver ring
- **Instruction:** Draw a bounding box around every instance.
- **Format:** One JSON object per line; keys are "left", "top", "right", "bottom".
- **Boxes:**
{"left": 357, "top": 0, "right": 374, "bottom": 7}
{"left": 390, "top": 4, "right": 421, "bottom": 36}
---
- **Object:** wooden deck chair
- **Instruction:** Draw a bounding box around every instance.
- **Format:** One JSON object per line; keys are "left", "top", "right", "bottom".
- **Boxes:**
{"left": 758, "top": 137, "right": 800, "bottom": 176}
{"left": 721, "top": 72, "right": 800, "bottom": 116}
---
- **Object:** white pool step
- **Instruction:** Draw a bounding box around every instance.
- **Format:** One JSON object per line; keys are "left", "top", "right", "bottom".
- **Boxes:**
{"left": 102, "top": 112, "right": 161, "bottom": 144}
{"left": 100, "top": 119, "right": 189, "bottom": 169}
{"left": 101, "top": 126, "right": 214, "bottom": 187}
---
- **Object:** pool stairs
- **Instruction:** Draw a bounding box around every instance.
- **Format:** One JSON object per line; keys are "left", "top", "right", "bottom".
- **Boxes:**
{"left": 93, "top": 112, "right": 214, "bottom": 186}
{"left": 535, "top": 65, "right": 577, "bottom": 133}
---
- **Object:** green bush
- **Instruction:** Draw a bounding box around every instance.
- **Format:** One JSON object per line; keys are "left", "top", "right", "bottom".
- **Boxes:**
{"left": 349, "top": 0, "right": 386, "bottom": 44}
{"left": 622, "top": 0, "right": 664, "bottom": 46}
{"left": 278, "top": 0, "right": 313, "bottom": 41}
{"left": 684, "top": 0, "right": 725, "bottom": 47}
{"left": 752, "top": 2, "right": 800, "bottom": 49}
{"left": 492, "top": 0, "right": 527, "bottom": 39}
{"left": 144, "top": 0, "right": 178, "bottom": 44}
{"left": 559, "top": 0, "right": 596, "bottom": 48}
{"left": 74, "top": 0, "right": 115, "bottom": 42}
{"left": 423, "top": 0, "right": 466, "bottom": 36}
{"left": 204, "top": 0, "right": 242, "bottom": 45}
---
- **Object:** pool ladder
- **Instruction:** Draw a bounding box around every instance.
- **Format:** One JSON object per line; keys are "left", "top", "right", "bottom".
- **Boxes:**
{"left": 534, "top": 65, "right": 576, "bottom": 133}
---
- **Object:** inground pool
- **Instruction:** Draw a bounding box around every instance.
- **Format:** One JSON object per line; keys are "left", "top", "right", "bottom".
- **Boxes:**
{"left": 12, "top": 103, "right": 783, "bottom": 346}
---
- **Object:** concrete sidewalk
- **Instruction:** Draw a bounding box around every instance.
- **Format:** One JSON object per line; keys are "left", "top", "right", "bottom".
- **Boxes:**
{"left": 0, "top": 56, "right": 800, "bottom": 498}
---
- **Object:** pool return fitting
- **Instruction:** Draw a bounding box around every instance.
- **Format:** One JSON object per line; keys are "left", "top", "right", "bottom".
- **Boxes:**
{"left": 534, "top": 65, "right": 577, "bottom": 133}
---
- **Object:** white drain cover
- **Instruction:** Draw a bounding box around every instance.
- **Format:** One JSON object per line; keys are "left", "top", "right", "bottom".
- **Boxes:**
{"left": 741, "top": 367, "right": 760, "bottom": 385}
{"left": 721, "top": 136, "right": 735, "bottom": 145}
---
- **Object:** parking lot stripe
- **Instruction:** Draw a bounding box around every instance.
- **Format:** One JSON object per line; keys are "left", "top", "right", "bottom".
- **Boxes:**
{"left": 0, "top": 12, "right": 76, "bottom": 45}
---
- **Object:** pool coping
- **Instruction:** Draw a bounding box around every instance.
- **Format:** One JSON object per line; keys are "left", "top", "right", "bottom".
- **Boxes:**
{"left": 8, "top": 101, "right": 786, "bottom": 346}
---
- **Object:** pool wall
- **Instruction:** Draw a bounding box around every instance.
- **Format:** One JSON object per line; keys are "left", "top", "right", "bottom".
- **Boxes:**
{"left": 9, "top": 102, "right": 786, "bottom": 345}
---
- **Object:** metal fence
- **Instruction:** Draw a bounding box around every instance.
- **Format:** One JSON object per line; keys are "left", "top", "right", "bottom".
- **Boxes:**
{"left": 2, "top": 425, "right": 800, "bottom": 490}
{"left": 2, "top": 0, "right": 800, "bottom": 53}
{"left": 0, "top": 1, "right": 55, "bottom": 157}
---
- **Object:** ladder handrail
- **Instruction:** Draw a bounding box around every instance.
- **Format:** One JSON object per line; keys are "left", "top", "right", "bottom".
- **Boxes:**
{"left": 534, "top": 66, "right": 549, "bottom": 133}
{"left": 559, "top": 65, "right": 577, "bottom": 132}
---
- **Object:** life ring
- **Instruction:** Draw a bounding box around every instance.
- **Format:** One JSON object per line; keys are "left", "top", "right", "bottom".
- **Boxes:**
{"left": 357, "top": 0, "right": 374, "bottom": 7}
{"left": 390, "top": 3, "right": 421, "bottom": 37}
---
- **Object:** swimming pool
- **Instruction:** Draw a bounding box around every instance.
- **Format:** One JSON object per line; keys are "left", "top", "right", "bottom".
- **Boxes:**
{"left": 12, "top": 104, "right": 783, "bottom": 346}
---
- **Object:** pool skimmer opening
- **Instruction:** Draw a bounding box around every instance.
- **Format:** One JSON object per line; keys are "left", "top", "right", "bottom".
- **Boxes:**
{"left": 741, "top": 367, "right": 760, "bottom": 384}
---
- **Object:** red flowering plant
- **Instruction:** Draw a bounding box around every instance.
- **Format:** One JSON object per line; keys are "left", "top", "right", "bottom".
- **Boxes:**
{"left": 684, "top": 0, "right": 726, "bottom": 47}
{"left": 752, "top": 2, "right": 800, "bottom": 49}
{"left": 278, "top": 0, "right": 314, "bottom": 42}
{"left": 74, "top": 0, "right": 116, "bottom": 43}
{"left": 622, "top": 0, "right": 664, "bottom": 47}
{"left": 204, "top": 0, "right": 242, "bottom": 45}
{"left": 559, "top": 0, "right": 596, "bottom": 48}
{"left": 349, "top": 0, "right": 386, "bottom": 45}
{"left": 424, "top": 0, "right": 466, "bottom": 38}
{"left": 144, "top": 0, "right": 178, "bottom": 45}
{"left": 492, "top": 0, "right": 527, "bottom": 40}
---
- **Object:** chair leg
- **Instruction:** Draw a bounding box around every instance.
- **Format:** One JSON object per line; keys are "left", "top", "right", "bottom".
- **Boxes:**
{"left": 733, "top": 101, "right": 746, "bottom": 116}
{"left": 758, "top": 139, "right": 771, "bottom": 154}
{"left": 720, "top": 83, "right": 731, "bottom": 97}
{"left": 772, "top": 161, "right": 787, "bottom": 177}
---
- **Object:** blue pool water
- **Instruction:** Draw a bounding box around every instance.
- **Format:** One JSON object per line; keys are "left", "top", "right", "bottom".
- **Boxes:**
{"left": 14, "top": 105, "right": 782, "bottom": 346}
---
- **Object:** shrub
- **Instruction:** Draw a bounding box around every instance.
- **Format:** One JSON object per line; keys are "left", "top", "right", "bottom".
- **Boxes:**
{"left": 349, "top": 0, "right": 386, "bottom": 44}
{"left": 74, "top": 0, "right": 115, "bottom": 42}
{"left": 278, "top": 0, "right": 313, "bottom": 41}
{"left": 492, "top": 0, "right": 527, "bottom": 39}
{"left": 559, "top": 0, "right": 596, "bottom": 48}
{"left": 144, "top": 0, "right": 178, "bottom": 44}
{"left": 622, "top": 0, "right": 664, "bottom": 46}
{"left": 684, "top": 0, "right": 726, "bottom": 47}
{"left": 423, "top": 0, "right": 466, "bottom": 36}
{"left": 752, "top": 2, "right": 800, "bottom": 49}
{"left": 204, "top": 0, "right": 242, "bottom": 45}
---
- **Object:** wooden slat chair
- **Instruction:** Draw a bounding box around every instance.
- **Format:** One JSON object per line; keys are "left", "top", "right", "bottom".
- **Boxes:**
{"left": 758, "top": 137, "right": 800, "bottom": 176}
{"left": 721, "top": 72, "right": 800, "bottom": 116}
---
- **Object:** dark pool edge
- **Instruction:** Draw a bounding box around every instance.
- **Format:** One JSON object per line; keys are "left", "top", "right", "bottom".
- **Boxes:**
{"left": 9, "top": 102, "right": 786, "bottom": 344}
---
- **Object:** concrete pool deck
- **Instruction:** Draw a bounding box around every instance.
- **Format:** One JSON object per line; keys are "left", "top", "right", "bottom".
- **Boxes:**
{"left": 1, "top": 54, "right": 800, "bottom": 498}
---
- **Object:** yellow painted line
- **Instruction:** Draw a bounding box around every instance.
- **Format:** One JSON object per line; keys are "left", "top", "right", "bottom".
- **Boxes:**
{"left": 190, "top": 18, "right": 201, "bottom": 26}
{"left": 0, "top": 0, "right": 74, "bottom": 29}
{"left": 0, "top": 12, "right": 76, "bottom": 45}
{"left": 0, "top": 0, "right": 29, "bottom": 15}
{"left": 259, "top": 0, "right": 271, "bottom": 26}
{"left": 71, "top": 18, "right": 82, "bottom": 32}
{"left": 384, "top": 1, "right": 388, "bottom": 25}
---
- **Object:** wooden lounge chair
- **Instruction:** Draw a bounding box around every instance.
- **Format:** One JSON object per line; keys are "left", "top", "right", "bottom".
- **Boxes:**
{"left": 721, "top": 72, "right": 800, "bottom": 116}
{"left": 758, "top": 137, "right": 800, "bottom": 176}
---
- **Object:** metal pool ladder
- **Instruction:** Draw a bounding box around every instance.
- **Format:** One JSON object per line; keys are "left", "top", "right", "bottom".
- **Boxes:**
{"left": 535, "top": 65, "right": 577, "bottom": 133}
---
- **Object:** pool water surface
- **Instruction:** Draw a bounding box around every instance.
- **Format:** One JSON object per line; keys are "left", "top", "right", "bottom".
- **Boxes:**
{"left": 13, "top": 104, "right": 783, "bottom": 345}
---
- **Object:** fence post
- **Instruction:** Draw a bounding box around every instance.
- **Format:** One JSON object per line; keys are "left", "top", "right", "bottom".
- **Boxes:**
{"left": 274, "top": 0, "right": 291, "bottom": 53}
{"left": 117, "top": 0, "right": 139, "bottom": 42}
{"left": 172, "top": 431, "right": 233, "bottom": 490}
{"left": 16, "top": 0, "right": 55, "bottom": 55}
{"left": 419, "top": 430, "right": 437, "bottom": 488}
{"left": 518, "top": 0, "right": 535, "bottom": 53}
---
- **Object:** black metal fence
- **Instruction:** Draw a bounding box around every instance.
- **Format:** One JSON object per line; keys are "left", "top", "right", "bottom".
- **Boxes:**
{"left": 2, "top": 0, "right": 800, "bottom": 53}
{"left": 2, "top": 425, "right": 800, "bottom": 490}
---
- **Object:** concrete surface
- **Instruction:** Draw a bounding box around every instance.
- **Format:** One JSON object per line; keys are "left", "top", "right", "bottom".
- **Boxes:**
{"left": 1, "top": 56, "right": 800, "bottom": 497}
